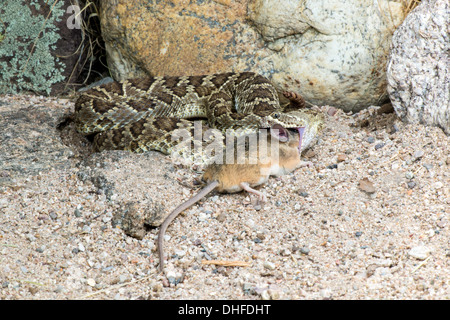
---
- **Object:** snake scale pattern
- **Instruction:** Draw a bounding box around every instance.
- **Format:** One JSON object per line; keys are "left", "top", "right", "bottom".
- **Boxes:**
{"left": 74, "top": 72, "right": 324, "bottom": 162}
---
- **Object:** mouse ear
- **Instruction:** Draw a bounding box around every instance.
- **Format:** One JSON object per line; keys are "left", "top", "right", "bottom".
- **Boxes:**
{"left": 270, "top": 124, "right": 289, "bottom": 142}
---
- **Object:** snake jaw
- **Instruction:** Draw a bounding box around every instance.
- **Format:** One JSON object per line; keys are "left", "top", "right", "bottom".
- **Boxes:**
{"left": 263, "top": 109, "right": 324, "bottom": 153}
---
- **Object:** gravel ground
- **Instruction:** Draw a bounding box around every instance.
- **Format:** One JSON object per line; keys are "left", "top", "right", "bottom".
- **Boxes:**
{"left": 0, "top": 94, "right": 448, "bottom": 300}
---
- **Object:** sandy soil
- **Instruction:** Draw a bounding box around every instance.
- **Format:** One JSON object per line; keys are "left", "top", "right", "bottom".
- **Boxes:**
{"left": 0, "top": 94, "right": 448, "bottom": 300}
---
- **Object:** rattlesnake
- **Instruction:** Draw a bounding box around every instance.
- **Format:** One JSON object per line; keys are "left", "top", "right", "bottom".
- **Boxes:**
{"left": 74, "top": 72, "right": 324, "bottom": 163}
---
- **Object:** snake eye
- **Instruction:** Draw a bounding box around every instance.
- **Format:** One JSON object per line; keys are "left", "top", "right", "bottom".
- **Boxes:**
{"left": 273, "top": 113, "right": 280, "bottom": 119}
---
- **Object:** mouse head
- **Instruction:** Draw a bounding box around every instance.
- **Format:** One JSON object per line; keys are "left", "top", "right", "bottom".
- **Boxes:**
{"left": 270, "top": 123, "right": 305, "bottom": 153}
{"left": 270, "top": 123, "right": 290, "bottom": 142}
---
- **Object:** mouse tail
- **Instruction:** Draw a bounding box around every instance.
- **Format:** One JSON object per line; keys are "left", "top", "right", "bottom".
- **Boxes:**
{"left": 158, "top": 180, "right": 219, "bottom": 272}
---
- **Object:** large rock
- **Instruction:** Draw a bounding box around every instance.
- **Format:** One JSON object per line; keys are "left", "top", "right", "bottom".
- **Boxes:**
{"left": 99, "top": 0, "right": 405, "bottom": 111}
{"left": 387, "top": 0, "right": 449, "bottom": 134}
{"left": 0, "top": 96, "right": 75, "bottom": 186}
{"left": 0, "top": 95, "right": 194, "bottom": 230}
{"left": 0, "top": 0, "right": 84, "bottom": 95}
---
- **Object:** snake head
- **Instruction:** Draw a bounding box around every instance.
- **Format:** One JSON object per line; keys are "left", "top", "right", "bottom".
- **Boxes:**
{"left": 262, "top": 111, "right": 307, "bottom": 129}
{"left": 262, "top": 109, "right": 325, "bottom": 152}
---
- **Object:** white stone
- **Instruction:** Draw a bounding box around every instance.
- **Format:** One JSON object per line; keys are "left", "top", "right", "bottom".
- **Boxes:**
{"left": 100, "top": 0, "right": 405, "bottom": 111}
{"left": 86, "top": 278, "right": 96, "bottom": 287}
{"left": 263, "top": 261, "right": 276, "bottom": 270}
{"left": 253, "top": 0, "right": 405, "bottom": 111}
{"left": 408, "top": 245, "right": 432, "bottom": 260}
{"left": 387, "top": 0, "right": 449, "bottom": 134}
{"left": 77, "top": 242, "right": 85, "bottom": 252}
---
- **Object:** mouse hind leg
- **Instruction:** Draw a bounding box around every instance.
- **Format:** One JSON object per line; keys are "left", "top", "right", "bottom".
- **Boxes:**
{"left": 239, "top": 182, "right": 267, "bottom": 210}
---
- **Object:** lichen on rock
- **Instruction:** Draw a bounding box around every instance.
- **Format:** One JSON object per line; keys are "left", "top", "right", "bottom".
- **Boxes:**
{"left": 0, "top": 0, "right": 66, "bottom": 95}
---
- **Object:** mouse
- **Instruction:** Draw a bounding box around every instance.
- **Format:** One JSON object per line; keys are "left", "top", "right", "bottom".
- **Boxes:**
{"left": 157, "top": 123, "right": 311, "bottom": 272}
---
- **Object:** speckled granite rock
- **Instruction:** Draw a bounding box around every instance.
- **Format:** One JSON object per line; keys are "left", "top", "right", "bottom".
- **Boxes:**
{"left": 387, "top": 0, "right": 449, "bottom": 134}
{"left": 0, "top": 96, "right": 75, "bottom": 186}
{"left": 99, "top": 0, "right": 404, "bottom": 111}
{"left": 77, "top": 150, "right": 182, "bottom": 229}
{"left": 0, "top": 95, "right": 194, "bottom": 229}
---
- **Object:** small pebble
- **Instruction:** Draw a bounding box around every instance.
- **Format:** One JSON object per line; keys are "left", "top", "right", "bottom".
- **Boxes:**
{"left": 245, "top": 219, "right": 255, "bottom": 228}
{"left": 260, "top": 290, "right": 271, "bottom": 300}
{"left": 327, "top": 164, "right": 338, "bottom": 169}
{"left": 389, "top": 124, "right": 399, "bottom": 134}
{"left": 78, "top": 242, "right": 85, "bottom": 252}
{"left": 405, "top": 172, "right": 414, "bottom": 180}
{"left": 242, "top": 283, "right": 253, "bottom": 293}
{"left": 54, "top": 285, "right": 65, "bottom": 293}
{"left": 119, "top": 274, "right": 130, "bottom": 283}
{"left": 29, "top": 286, "right": 39, "bottom": 295}
{"left": 416, "top": 283, "right": 427, "bottom": 291}
{"left": 263, "top": 261, "right": 276, "bottom": 270}
{"left": 355, "top": 231, "right": 363, "bottom": 237}
{"left": 359, "top": 178, "right": 376, "bottom": 194}
{"left": 374, "top": 143, "right": 385, "bottom": 150}
{"left": 256, "top": 231, "right": 266, "bottom": 240}
{"left": 305, "top": 150, "right": 316, "bottom": 158}
{"left": 36, "top": 246, "right": 45, "bottom": 253}
{"left": 413, "top": 150, "right": 424, "bottom": 160}
{"left": 216, "top": 212, "right": 227, "bottom": 222}
{"left": 320, "top": 288, "right": 333, "bottom": 299}
{"left": 76, "top": 171, "right": 89, "bottom": 182}
{"left": 327, "top": 107, "right": 338, "bottom": 116}
{"left": 408, "top": 246, "right": 432, "bottom": 260}
{"left": 337, "top": 132, "right": 348, "bottom": 139}
{"left": 407, "top": 181, "right": 416, "bottom": 189}
{"left": 261, "top": 289, "right": 283, "bottom": 300}
{"left": 337, "top": 154, "right": 346, "bottom": 162}
{"left": 87, "top": 278, "right": 96, "bottom": 287}
{"left": 166, "top": 271, "right": 183, "bottom": 285}
{"left": 174, "top": 249, "right": 186, "bottom": 257}
{"left": 434, "top": 181, "right": 443, "bottom": 189}
{"left": 198, "top": 212, "right": 208, "bottom": 222}
{"left": 366, "top": 136, "right": 375, "bottom": 143}
{"left": 300, "top": 247, "right": 310, "bottom": 255}
{"left": 114, "top": 293, "right": 124, "bottom": 300}
{"left": 74, "top": 208, "right": 82, "bottom": 217}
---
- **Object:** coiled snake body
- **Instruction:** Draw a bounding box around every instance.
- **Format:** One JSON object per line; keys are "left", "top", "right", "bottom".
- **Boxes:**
{"left": 74, "top": 72, "right": 324, "bottom": 162}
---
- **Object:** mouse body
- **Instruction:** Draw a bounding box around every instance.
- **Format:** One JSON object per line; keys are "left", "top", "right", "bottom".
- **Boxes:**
{"left": 201, "top": 124, "right": 308, "bottom": 199}
{"left": 157, "top": 124, "right": 309, "bottom": 271}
